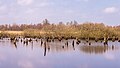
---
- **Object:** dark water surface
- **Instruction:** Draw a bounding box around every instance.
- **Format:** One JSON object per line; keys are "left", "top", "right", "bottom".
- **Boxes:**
{"left": 0, "top": 38, "right": 120, "bottom": 68}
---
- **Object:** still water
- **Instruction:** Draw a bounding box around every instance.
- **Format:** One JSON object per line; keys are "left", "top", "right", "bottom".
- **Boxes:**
{"left": 0, "top": 38, "right": 120, "bottom": 68}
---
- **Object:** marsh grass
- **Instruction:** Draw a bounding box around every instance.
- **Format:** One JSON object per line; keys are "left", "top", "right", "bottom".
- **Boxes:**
{"left": 0, "top": 23, "right": 120, "bottom": 40}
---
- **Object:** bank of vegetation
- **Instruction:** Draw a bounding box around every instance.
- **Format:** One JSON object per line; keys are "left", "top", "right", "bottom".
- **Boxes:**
{"left": 0, "top": 19, "right": 120, "bottom": 40}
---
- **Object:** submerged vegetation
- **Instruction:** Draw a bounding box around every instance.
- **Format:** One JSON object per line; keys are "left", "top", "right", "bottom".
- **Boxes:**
{"left": 0, "top": 19, "right": 120, "bottom": 40}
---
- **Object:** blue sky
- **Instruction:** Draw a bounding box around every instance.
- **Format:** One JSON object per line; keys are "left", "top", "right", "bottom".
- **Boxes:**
{"left": 0, "top": 0, "right": 120, "bottom": 26}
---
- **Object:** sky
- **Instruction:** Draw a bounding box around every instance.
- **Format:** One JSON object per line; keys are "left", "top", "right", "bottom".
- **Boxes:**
{"left": 0, "top": 0, "right": 120, "bottom": 26}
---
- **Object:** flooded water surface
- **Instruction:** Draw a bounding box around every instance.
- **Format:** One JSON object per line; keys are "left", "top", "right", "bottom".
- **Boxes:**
{"left": 0, "top": 38, "right": 120, "bottom": 68}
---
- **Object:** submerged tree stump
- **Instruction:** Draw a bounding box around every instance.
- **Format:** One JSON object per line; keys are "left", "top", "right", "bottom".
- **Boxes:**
{"left": 103, "top": 37, "right": 108, "bottom": 45}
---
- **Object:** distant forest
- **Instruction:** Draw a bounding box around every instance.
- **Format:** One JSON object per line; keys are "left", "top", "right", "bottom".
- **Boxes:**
{"left": 0, "top": 19, "right": 120, "bottom": 39}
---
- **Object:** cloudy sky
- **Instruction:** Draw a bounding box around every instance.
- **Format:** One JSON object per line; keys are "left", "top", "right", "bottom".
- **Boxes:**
{"left": 0, "top": 0, "right": 120, "bottom": 26}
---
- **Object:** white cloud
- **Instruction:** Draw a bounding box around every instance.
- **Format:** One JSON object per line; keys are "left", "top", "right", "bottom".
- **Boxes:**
{"left": 0, "top": 53, "right": 6, "bottom": 61}
{"left": 0, "top": 1, "right": 1, "bottom": 5}
{"left": 36, "top": 2, "right": 54, "bottom": 7}
{"left": 65, "top": 10, "right": 74, "bottom": 14}
{"left": 18, "top": 60, "right": 34, "bottom": 68}
{"left": 0, "top": 5, "right": 7, "bottom": 11}
{"left": 103, "top": 52, "right": 115, "bottom": 60}
{"left": 0, "top": 5, "right": 8, "bottom": 15}
{"left": 83, "top": 0, "right": 89, "bottom": 2}
{"left": 103, "top": 7, "right": 119, "bottom": 14}
{"left": 41, "top": 2, "right": 52, "bottom": 7}
{"left": 17, "top": 0, "right": 33, "bottom": 6}
{"left": 25, "top": 9, "right": 35, "bottom": 14}
{"left": 76, "top": 0, "right": 89, "bottom": 2}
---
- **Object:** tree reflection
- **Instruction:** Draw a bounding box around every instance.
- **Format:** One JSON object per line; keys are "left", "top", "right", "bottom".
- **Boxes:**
{"left": 72, "top": 40, "right": 75, "bottom": 50}
{"left": 10, "top": 40, "right": 17, "bottom": 49}
{"left": 43, "top": 41, "right": 50, "bottom": 56}
{"left": 31, "top": 41, "right": 33, "bottom": 50}
{"left": 8, "top": 38, "right": 118, "bottom": 56}
{"left": 13, "top": 42, "right": 17, "bottom": 49}
{"left": 44, "top": 42, "right": 47, "bottom": 56}
{"left": 79, "top": 45, "right": 115, "bottom": 54}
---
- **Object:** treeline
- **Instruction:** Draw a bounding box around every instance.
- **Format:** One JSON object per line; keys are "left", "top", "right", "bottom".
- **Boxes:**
{"left": 0, "top": 19, "right": 120, "bottom": 39}
{"left": 0, "top": 19, "right": 50, "bottom": 31}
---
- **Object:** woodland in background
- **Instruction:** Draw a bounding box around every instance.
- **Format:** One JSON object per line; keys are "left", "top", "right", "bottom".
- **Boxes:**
{"left": 0, "top": 19, "right": 120, "bottom": 39}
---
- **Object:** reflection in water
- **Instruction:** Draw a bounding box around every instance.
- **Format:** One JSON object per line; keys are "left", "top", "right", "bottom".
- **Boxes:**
{"left": 11, "top": 40, "right": 17, "bottom": 49}
{"left": 11, "top": 39, "right": 118, "bottom": 55}
{"left": 43, "top": 41, "right": 50, "bottom": 56}
{"left": 39, "top": 39, "right": 117, "bottom": 55}
{"left": 80, "top": 45, "right": 114, "bottom": 54}
{"left": 31, "top": 41, "right": 33, "bottom": 50}
{"left": 1, "top": 38, "right": 119, "bottom": 56}
{"left": 0, "top": 38, "right": 120, "bottom": 68}
{"left": 41, "top": 39, "right": 43, "bottom": 46}
{"left": 44, "top": 42, "right": 47, "bottom": 56}
{"left": 72, "top": 40, "right": 75, "bottom": 50}
{"left": 14, "top": 43, "right": 17, "bottom": 49}
{"left": 47, "top": 40, "right": 118, "bottom": 55}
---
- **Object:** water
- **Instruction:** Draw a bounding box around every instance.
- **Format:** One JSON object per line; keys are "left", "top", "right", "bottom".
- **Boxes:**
{"left": 0, "top": 38, "right": 120, "bottom": 68}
